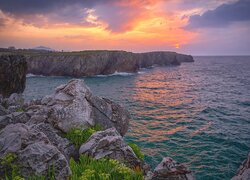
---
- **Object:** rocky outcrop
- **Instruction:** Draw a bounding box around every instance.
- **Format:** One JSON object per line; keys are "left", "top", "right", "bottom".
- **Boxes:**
{"left": 79, "top": 128, "right": 142, "bottom": 169}
{"left": 146, "top": 157, "right": 194, "bottom": 180}
{"left": 29, "top": 79, "right": 129, "bottom": 136}
{"left": 25, "top": 51, "right": 193, "bottom": 77}
{"left": 232, "top": 152, "right": 250, "bottom": 180}
{"left": 0, "top": 55, "right": 27, "bottom": 97}
{"left": 0, "top": 123, "right": 71, "bottom": 179}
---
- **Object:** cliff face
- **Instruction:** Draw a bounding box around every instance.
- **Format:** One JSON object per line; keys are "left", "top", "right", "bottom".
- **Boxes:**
{"left": 25, "top": 51, "right": 194, "bottom": 77}
{"left": 0, "top": 55, "right": 27, "bottom": 97}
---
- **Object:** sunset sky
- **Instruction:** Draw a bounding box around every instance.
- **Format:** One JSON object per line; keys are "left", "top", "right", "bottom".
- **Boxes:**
{"left": 0, "top": 0, "right": 249, "bottom": 55}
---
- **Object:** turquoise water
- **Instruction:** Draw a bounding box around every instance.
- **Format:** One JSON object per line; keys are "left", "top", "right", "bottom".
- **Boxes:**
{"left": 24, "top": 56, "right": 250, "bottom": 179}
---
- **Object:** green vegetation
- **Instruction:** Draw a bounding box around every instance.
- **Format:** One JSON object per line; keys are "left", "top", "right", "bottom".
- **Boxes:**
{"left": 69, "top": 154, "right": 143, "bottom": 180}
{"left": 66, "top": 125, "right": 102, "bottom": 148}
{"left": 16, "top": 108, "right": 24, "bottom": 112}
{"left": 0, "top": 152, "right": 22, "bottom": 180}
{"left": 0, "top": 153, "right": 55, "bottom": 180}
{"left": 128, "top": 143, "right": 145, "bottom": 160}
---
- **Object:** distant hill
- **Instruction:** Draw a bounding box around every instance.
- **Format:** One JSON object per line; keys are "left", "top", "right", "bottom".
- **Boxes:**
{"left": 32, "top": 46, "right": 55, "bottom": 52}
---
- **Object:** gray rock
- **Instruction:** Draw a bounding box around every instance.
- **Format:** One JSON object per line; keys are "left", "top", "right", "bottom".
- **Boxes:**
{"left": 31, "top": 123, "right": 77, "bottom": 160}
{"left": 6, "top": 93, "right": 24, "bottom": 107}
{"left": 0, "top": 105, "right": 8, "bottom": 116}
{"left": 0, "top": 123, "right": 71, "bottom": 179}
{"left": 0, "top": 112, "right": 30, "bottom": 130}
{"left": 44, "top": 79, "right": 94, "bottom": 132}
{"left": 232, "top": 152, "right": 250, "bottom": 180}
{"left": 79, "top": 127, "right": 141, "bottom": 169}
{"left": 18, "top": 142, "right": 71, "bottom": 180}
{"left": 88, "top": 96, "right": 130, "bottom": 136}
{"left": 151, "top": 157, "right": 194, "bottom": 180}
{"left": 35, "top": 79, "right": 130, "bottom": 136}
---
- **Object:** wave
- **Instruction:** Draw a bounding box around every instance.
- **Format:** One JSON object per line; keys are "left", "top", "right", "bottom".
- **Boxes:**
{"left": 95, "top": 71, "right": 139, "bottom": 77}
{"left": 26, "top": 73, "right": 45, "bottom": 78}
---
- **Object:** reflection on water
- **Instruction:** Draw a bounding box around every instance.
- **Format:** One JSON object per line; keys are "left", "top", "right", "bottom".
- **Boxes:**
{"left": 24, "top": 56, "right": 250, "bottom": 180}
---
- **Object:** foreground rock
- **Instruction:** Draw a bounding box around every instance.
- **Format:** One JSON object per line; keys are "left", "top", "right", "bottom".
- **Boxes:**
{"left": 79, "top": 128, "right": 142, "bottom": 169}
{"left": 0, "top": 55, "right": 27, "bottom": 97}
{"left": 0, "top": 123, "right": 71, "bottom": 179}
{"left": 146, "top": 157, "right": 194, "bottom": 180}
{"left": 30, "top": 79, "right": 129, "bottom": 136}
{"left": 232, "top": 152, "right": 250, "bottom": 180}
{"left": 23, "top": 50, "right": 194, "bottom": 77}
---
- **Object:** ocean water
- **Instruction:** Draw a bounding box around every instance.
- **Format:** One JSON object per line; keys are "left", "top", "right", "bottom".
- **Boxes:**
{"left": 24, "top": 56, "right": 250, "bottom": 179}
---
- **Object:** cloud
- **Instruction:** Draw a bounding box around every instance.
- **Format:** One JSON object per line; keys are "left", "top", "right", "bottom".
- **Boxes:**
{"left": 186, "top": 0, "right": 250, "bottom": 29}
{"left": 0, "top": 0, "right": 159, "bottom": 32}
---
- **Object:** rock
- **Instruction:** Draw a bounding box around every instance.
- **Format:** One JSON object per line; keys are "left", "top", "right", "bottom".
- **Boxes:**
{"left": 25, "top": 51, "right": 193, "bottom": 77}
{"left": 43, "top": 79, "right": 94, "bottom": 132}
{"left": 79, "top": 127, "right": 141, "bottom": 169}
{"left": 0, "top": 123, "right": 71, "bottom": 179}
{"left": 150, "top": 157, "right": 194, "bottom": 180}
{"left": 88, "top": 96, "right": 130, "bottom": 136}
{"left": 0, "top": 55, "right": 27, "bottom": 98}
{"left": 0, "top": 105, "right": 8, "bottom": 116}
{"left": 18, "top": 142, "right": 71, "bottom": 179}
{"left": 232, "top": 152, "right": 250, "bottom": 180}
{"left": 37, "top": 79, "right": 129, "bottom": 136}
{"left": 0, "top": 112, "right": 30, "bottom": 130}
{"left": 31, "top": 123, "right": 77, "bottom": 160}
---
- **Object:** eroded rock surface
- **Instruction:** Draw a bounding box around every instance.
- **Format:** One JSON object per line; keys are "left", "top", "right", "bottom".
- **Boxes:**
{"left": 29, "top": 79, "right": 130, "bottom": 136}
{"left": 147, "top": 157, "right": 194, "bottom": 180}
{"left": 0, "top": 123, "right": 71, "bottom": 179}
{"left": 232, "top": 152, "right": 250, "bottom": 180}
{"left": 79, "top": 127, "right": 141, "bottom": 169}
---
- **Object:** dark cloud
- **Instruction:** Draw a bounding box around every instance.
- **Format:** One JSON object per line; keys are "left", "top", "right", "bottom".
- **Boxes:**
{"left": 0, "top": 0, "right": 108, "bottom": 15}
{"left": 186, "top": 0, "right": 250, "bottom": 29}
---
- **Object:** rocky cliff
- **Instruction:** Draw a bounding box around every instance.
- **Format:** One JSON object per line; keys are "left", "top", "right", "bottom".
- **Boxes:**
{"left": 0, "top": 55, "right": 27, "bottom": 97}
{"left": 24, "top": 51, "right": 193, "bottom": 77}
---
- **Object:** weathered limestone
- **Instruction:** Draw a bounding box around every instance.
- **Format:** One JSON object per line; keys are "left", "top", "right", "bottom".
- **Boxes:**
{"left": 232, "top": 152, "right": 250, "bottom": 180}
{"left": 79, "top": 128, "right": 142, "bottom": 169}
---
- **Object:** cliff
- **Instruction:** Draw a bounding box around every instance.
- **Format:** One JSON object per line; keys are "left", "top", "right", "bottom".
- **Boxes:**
{"left": 0, "top": 55, "right": 27, "bottom": 97}
{"left": 22, "top": 50, "right": 193, "bottom": 77}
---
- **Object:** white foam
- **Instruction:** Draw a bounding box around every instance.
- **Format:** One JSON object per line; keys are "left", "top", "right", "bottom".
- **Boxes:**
{"left": 26, "top": 73, "right": 45, "bottom": 77}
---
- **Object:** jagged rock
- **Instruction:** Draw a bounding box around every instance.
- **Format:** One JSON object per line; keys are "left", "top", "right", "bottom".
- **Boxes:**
{"left": 0, "top": 55, "right": 27, "bottom": 98}
{"left": 31, "top": 123, "right": 77, "bottom": 160}
{"left": 36, "top": 79, "right": 129, "bottom": 136}
{"left": 18, "top": 142, "right": 71, "bottom": 179}
{"left": 150, "top": 157, "right": 194, "bottom": 180}
{"left": 79, "top": 127, "right": 141, "bottom": 169}
{"left": 0, "top": 123, "right": 71, "bottom": 179}
{"left": 87, "top": 96, "right": 130, "bottom": 136}
{"left": 232, "top": 152, "right": 250, "bottom": 180}
{"left": 0, "top": 112, "right": 30, "bottom": 130}
{"left": 0, "top": 105, "right": 8, "bottom": 116}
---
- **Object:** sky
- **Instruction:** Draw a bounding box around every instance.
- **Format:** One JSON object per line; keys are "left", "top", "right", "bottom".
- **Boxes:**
{"left": 0, "top": 0, "right": 249, "bottom": 55}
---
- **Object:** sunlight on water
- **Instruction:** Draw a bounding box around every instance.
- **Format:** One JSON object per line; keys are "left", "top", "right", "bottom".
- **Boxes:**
{"left": 24, "top": 56, "right": 250, "bottom": 179}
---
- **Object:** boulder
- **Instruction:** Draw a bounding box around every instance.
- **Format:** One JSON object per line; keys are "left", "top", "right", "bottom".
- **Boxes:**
{"left": 79, "top": 127, "right": 141, "bottom": 169}
{"left": 37, "top": 79, "right": 129, "bottom": 136}
{"left": 232, "top": 152, "right": 250, "bottom": 180}
{"left": 0, "top": 55, "right": 27, "bottom": 98}
{"left": 0, "top": 123, "right": 71, "bottom": 179}
{"left": 148, "top": 157, "right": 194, "bottom": 180}
{"left": 0, "top": 105, "right": 8, "bottom": 116}
{"left": 31, "top": 123, "right": 77, "bottom": 160}
{"left": 0, "top": 112, "right": 30, "bottom": 130}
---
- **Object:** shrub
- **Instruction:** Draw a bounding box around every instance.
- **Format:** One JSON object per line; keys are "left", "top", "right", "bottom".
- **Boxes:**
{"left": 69, "top": 154, "right": 143, "bottom": 180}
{"left": 66, "top": 125, "right": 102, "bottom": 148}
{"left": 128, "top": 143, "right": 144, "bottom": 160}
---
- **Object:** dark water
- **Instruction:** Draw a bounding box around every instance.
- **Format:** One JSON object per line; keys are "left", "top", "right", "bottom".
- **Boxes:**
{"left": 24, "top": 56, "right": 250, "bottom": 179}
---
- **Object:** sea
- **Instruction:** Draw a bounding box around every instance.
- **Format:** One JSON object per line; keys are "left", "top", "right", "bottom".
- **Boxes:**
{"left": 24, "top": 56, "right": 250, "bottom": 180}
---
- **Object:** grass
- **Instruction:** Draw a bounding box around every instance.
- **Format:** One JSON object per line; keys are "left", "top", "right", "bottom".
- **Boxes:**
{"left": 128, "top": 143, "right": 145, "bottom": 160}
{"left": 69, "top": 154, "right": 143, "bottom": 180}
{"left": 66, "top": 125, "right": 102, "bottom": 148}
